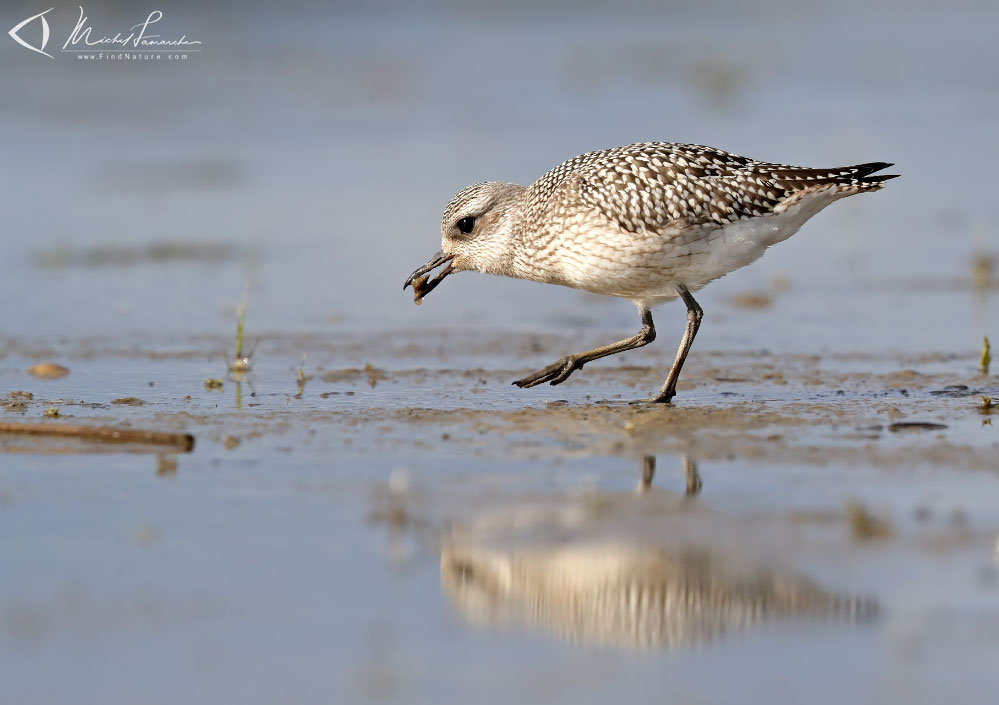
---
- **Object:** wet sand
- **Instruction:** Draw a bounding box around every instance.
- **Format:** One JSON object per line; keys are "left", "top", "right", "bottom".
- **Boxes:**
{"left": 3, "top": 330, "right": 997, "bottom": 705}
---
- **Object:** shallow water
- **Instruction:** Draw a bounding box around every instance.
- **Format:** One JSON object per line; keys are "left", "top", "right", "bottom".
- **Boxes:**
{"left": 2, "top": 1, "right": 999, "bottom": 703}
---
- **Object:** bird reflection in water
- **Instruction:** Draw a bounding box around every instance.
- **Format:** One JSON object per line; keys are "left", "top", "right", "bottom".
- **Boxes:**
{"left": 639, "top": 454, "right": 701, "bottom": 496}
{"left": 440, "top": 455, "right": 876, "bottom": 649}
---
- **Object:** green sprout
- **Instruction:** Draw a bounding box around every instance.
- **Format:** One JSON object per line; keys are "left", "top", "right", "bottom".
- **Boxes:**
{"left": 297, "top": 353, "right": 307, "bottom": 397}
{"left": 232, "top": 286, "right": 250, "bottom": 372}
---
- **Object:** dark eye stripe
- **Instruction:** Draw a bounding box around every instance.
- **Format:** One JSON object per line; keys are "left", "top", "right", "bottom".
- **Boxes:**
{"left": 457, "top": 217, "right": 475, "bottom": 234}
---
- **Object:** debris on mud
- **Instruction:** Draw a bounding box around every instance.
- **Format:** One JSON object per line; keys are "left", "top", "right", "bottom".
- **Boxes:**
{"left": 847, "top": 501, "right": 893, "bottom": 541}
{"left": 112, "top": 397, "right": 145, "bottom": 406}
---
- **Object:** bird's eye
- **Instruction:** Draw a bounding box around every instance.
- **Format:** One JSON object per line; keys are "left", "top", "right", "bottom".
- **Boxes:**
{"left": 457, "top": 217, "right": 475, "bottom": 234}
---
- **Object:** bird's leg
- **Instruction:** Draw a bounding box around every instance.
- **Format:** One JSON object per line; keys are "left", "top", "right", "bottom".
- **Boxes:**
{"left": 683, "top": 455, "right": 702, "bottom": 496}
{"left": 637, "top": 454, "right": 701, "bottom": 496}
{"left": 513, "top": 307, "right": 656, "bottom": 388}
{"left": 652, "top": 284, "right": 703, "bottom": 403}
{"left": 638, "top": 455, "right": 656, "bottom": 493}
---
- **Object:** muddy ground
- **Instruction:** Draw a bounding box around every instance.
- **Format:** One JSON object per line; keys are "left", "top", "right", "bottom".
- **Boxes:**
{"left": 3, "top": 330, "right": 998, "bottom": 703}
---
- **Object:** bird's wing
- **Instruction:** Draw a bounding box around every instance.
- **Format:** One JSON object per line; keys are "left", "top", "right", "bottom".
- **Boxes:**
{"left": 549, "top": 143, "right": 895, "bottom": 234}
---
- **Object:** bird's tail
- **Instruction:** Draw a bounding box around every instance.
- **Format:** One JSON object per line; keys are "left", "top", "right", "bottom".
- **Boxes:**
{"left": 767, "top": 161, "right": 898, "bottom": 193}
{"left": 841, "top": 162, "right": 899, "bottom": 189}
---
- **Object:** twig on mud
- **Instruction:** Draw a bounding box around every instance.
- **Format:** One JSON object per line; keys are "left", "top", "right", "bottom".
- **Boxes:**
{"left": 0, "top": 421, "right": 195, "bottom": 451}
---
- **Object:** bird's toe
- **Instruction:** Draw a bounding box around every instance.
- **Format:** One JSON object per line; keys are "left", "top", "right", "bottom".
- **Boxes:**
{"left": 650, "top": 390, "right": 676, "bottom": 404}
{"left": 548, "top": 359, "right": 580, "bottom": 386}
{"left": 513, "top": 357, "right": 576, "bottom": 388}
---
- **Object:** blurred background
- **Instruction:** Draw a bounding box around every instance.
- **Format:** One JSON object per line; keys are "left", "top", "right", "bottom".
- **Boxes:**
{"left": 1, "top": 0, "right": 995, "bottom": 352}
{"left": 3, "top": 2, "right": 999, "bottom": 704}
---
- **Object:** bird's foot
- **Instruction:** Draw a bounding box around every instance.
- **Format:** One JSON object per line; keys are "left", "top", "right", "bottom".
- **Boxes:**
{"left": 649, "top": 387, "right": 677, "bottom": 404}
{"left": 512, "top": 356, "right": 582, "bottom": 388}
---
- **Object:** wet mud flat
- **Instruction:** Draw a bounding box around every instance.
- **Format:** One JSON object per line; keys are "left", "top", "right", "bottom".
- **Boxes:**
{"left": 4, "top": 328, "right": 993, "bottom": 463}
{"left": 2, "top": 330, "right": 999, "bottom": 704}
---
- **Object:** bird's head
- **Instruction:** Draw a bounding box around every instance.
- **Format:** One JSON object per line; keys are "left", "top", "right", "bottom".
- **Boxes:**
{"left": 404, "top": 181, "right": 526, "bottom": 303}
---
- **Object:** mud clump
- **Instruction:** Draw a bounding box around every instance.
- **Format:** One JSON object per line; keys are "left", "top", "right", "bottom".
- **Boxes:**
{"left": 112, "top": 397, "right": 145, "bottom": 406}
{"left": 28, "top": 364, "right": 69, "bottom": 380}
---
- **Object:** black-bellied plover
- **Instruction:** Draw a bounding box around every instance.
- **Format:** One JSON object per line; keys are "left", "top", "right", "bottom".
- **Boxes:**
{"left": 404, "top": 142, "right": 896, "bottom": 402}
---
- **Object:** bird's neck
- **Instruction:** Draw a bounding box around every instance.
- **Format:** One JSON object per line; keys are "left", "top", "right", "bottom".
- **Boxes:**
{"left": 479, "top": 194, "right": 532, "bottom": 279}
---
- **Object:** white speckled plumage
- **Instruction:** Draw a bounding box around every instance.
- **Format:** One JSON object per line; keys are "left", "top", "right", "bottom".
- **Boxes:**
{"left": 407, "top": 142, "right": 896, "bottom": 402}
{"left": 441, "top": 142, "right": 893, "bottom": 304}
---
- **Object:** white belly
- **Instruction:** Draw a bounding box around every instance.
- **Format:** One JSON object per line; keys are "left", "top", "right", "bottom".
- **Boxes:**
{"left": 556, "top": 188, "right": 845, "bottom": 305}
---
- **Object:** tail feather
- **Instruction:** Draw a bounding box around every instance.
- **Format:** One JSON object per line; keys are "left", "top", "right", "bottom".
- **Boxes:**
{"left": 766, "top": 161, "right": 898, "bottom": 192}
{"left": 848, "top": 162, "right": 899, "bottom": 184}
{"left": 770, "top": 160, "right": 897, "bottom": 211}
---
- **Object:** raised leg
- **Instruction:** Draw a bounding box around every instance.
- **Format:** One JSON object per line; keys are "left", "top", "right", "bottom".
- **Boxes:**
{"left": 513, "top": 307, "right": 656, "bottom": 388}
{"left": 652, "top": 285, "right": 703, "bottom": 403}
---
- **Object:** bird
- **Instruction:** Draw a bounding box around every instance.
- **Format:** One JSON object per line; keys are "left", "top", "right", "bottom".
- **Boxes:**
{"left": 404, "top": 142, "right": 896, "bottom": 403}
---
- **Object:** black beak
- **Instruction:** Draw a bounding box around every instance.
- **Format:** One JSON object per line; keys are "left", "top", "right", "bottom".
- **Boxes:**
{"left": 403, "top": 250, "right": 455, "bottom": 303}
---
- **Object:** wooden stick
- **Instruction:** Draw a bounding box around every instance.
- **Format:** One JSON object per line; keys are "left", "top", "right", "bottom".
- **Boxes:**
{"left": 0, "top": 421, "right": 194, "bottom": 452}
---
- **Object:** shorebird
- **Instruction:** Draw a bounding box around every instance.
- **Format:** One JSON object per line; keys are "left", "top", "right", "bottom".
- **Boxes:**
{"left": 404, "top": 142, "right": 896, "bottom": 402}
